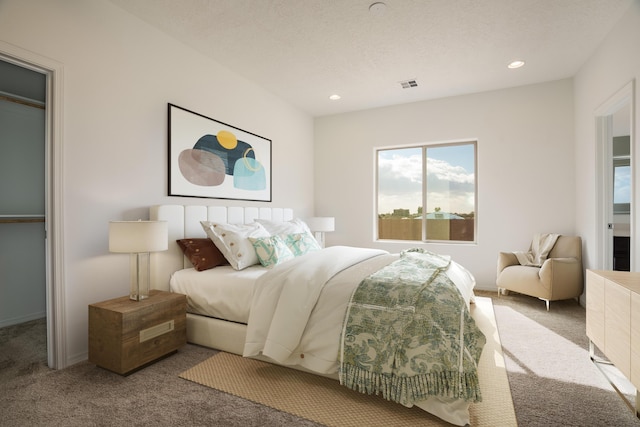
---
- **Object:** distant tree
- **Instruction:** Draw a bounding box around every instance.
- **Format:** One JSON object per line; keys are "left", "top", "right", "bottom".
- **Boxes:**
{"left": 392, "top": 208, "right": 410, "bottom": 217}
{"left": 454, "top": 211, "right": 475, "bottom": 219}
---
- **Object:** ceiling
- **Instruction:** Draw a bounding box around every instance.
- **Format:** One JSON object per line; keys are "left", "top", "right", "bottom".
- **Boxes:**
{"left": 109, "top": 0, "right": 633, "bottom": 117}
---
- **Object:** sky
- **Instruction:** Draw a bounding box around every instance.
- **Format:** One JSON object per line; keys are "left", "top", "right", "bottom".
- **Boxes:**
{"left": 614, "top": 164, "right": 630, "bottom": 203}
{"left": 377, "top": 144, "right": 475, "bottom": 215}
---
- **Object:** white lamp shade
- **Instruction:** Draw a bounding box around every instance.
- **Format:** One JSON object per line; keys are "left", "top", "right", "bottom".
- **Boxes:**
{"left": 109, "top": 220, "right": 168, "bottom": 253}
{"left": 306, "top": 217, "right": 335, "bottom": 232}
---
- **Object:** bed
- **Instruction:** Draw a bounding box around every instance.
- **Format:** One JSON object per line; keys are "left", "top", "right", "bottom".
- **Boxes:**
{"left": 149, "top": 204, "right": 485, "bottom": 426}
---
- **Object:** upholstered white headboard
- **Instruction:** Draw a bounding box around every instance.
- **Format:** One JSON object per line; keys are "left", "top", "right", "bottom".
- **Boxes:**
{"left": 149, "top": 205, "right": 294, "bottom": 291}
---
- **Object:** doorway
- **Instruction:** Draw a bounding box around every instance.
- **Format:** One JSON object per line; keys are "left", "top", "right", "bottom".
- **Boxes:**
{"left": 0, "top": 60, "right": 47, "bottom": 327}
{"left": 0, "top": 60, "right": 47, "bottom": 368}
{"left": 596, "top": 80, "right": 635, "bottom": 271}
{"left": 0, "top": 42, "right": 65, "bottom": 369}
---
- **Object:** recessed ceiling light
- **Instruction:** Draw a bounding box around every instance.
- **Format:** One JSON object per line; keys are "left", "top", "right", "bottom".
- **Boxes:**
{"left": 508, "top": 60, "right": 525, "bottom": 69}
{"left": 329, "top": 94, "right": 341, "bottom": 101}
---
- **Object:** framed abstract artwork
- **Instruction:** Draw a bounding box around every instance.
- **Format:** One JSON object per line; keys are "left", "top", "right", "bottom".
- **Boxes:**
{"left": 168, "top": 104, "right": 272, "bottom": 201}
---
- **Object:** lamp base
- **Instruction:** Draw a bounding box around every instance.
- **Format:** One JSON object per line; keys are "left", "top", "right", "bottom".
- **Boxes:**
{"left": 130, "top": 252, "right": 150, "bottom": 301}
{"left": 130, "top": 293, "right": 149, "bottom": 302}
{"left": 313, "top": 231, "right": 326, "bottom": 248}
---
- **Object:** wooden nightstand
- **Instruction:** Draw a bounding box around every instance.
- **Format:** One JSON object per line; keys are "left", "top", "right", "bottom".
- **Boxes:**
{"left": 88, "top": 290, "right": 187, "bottom": 375}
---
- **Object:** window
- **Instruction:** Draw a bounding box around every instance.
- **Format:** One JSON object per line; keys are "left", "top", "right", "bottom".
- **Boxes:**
{"left": 613, "top": 136, "right": 631, "bottom": 215}
{"left": 613, "top": 158, "right": 630, "bottom": 214}
{"left": 376, "top": 141, "right": 476, "bottom": 242}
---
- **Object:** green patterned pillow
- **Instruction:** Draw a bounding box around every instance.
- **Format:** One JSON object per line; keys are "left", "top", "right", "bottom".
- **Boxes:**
{"left": 249, "top": 235, "right": 295, "bottom": 268}
{"left": 283, "top": 232, "right": 321, "bottom": 256}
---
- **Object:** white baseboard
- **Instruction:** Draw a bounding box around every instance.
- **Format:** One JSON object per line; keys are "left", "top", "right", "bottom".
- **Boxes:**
{"left": 0, "top": 311, "right": 46, "bottom": 329}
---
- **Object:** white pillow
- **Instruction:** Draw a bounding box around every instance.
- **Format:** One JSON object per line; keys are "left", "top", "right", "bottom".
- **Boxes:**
{"left": 201, "top": 221, "right": 269, "bottom": 270}
{"left": 254, "top": 218, "right": 311, "bottom": 236}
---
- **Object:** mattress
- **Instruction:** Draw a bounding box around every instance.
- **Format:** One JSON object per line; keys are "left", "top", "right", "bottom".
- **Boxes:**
{"left": 170, "top": 264, "right": 267, "bottom": 324}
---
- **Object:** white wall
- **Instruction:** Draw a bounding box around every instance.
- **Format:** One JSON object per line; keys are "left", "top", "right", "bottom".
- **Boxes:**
{"left": 314, "top": 79, "right": 576, "bottom": 289}
{"left": 574, "top": 1, "right": 640, "bottom": 272}
{"left": 0, "top": 0, "right": 315, "bottom": 365}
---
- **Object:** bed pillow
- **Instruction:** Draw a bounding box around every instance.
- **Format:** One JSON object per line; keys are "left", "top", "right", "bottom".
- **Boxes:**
{"left": 249, "top": 235, "right": 295, "bottom": 268}
{"left": 282, "top": 232, "right": 321, "bottom": 256}
{"left": 176, "top": 238, "right": 228, "bottom": 271}
{"left": 254, "top": 218, "right": 311, "bottom": 236}
{"left": 201, "top": 221, "right": 270, "bottom": 270}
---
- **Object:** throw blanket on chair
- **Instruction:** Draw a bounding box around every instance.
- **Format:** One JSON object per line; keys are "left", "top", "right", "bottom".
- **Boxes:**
{"left": 514, "top": 233, "right": 560, "bottom": 267}
{"left": 339, "top": 249, "right": 486, "bottom": 406}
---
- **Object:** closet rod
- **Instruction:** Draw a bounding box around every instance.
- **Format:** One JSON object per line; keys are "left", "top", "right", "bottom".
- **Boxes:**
{"left": 0, "top": 214, "right": 45, "bottom": 223}
{"left": 0, "top": 90, "right": 45, "bottom": 110}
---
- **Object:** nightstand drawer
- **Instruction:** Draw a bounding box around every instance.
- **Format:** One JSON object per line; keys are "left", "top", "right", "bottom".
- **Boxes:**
{"left": 89, "top": 290, "right": 187, "bottom": 375}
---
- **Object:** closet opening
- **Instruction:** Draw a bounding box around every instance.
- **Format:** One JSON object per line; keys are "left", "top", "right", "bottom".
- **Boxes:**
{"left": 0, "top": 59, "right": 47, "bottom": 367}
{"left": 0, "top": 45, "right": 65, "bottom": 369}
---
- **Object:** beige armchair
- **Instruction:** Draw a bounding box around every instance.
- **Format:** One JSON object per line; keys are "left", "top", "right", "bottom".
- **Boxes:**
{"left": 496, "top": 235, "right": 583, "bottom": 310}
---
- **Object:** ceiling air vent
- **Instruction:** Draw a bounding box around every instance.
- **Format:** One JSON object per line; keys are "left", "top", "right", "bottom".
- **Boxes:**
{"left": 399, "top": 79, "right": 418, "bottom": 89}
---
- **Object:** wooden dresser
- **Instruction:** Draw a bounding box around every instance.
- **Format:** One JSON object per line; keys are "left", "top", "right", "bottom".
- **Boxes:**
{"left": 88, "top": 290, "right": 187, "bottom": 375}
{"left": 586, "top": 269, "right": 640, "bottom": 415}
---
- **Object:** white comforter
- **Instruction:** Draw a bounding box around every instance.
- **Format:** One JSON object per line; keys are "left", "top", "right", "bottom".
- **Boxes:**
{"left": 243, "top": 246, "right": 388, "bottom": 371}
{"left": 243, "top": 246, "right": 478, "bottom": 426}
{"left": 243, "top": 245, "right": 476, "bottom": 374}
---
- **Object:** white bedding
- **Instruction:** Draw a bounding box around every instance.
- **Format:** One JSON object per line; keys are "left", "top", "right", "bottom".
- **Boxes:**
{"left": 243, "top": 246, "right": 477, "bottom": 372}
{"left": 244, "top": 246, "right": 390, "bottom": 372}
{"left": 170, "top": 264, "right": 266, "bottom": 323}
{"left": 243, "top": 246, "right": 479, "bottom": 426}
{"left": 170, "top": 246, "right": 477, "bottom": 327}
{"left": 170, "top": 245, "right": 479, "bottom": 426}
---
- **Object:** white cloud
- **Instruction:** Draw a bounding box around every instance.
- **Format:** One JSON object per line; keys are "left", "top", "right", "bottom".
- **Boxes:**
{"left": 378, "top": 150, "right": 474, "bottom": 215}
{"left": 427, "top": 158, "right": 474, "bottom": 185}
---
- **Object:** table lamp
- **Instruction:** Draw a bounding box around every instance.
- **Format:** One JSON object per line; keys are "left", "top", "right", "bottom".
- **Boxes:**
{"left": 109, "top": 220, "right": 168, "bottom": 301}
{"left": 306, "top": 217, "right": 335, "bottom": 248}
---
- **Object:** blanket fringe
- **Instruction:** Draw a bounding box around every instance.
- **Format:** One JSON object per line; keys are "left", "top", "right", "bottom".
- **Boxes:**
{"left": 340, "top": 364, "right": 482, "bottom": 405}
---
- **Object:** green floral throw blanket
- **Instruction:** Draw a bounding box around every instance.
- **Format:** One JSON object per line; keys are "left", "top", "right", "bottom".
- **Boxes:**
{"left": 339, "top": 248, "right": 486, "bottom": 405}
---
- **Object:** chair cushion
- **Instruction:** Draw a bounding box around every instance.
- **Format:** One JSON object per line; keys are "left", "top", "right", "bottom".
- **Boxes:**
{"left": 497, "top": 265, "right": 549, "bottom": 299}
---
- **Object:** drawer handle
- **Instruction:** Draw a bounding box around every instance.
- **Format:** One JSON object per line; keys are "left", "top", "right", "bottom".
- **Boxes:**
{"left": 140, "top": 320, "right": 174, "bottom": 343}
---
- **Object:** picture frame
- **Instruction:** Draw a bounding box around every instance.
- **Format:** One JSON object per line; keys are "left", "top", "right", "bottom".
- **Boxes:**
{"left": 168, "top": 103, "right": 272, "bottom": 202}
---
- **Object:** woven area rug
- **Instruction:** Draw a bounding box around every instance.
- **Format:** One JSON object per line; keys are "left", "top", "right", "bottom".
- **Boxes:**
{"left": 180, "top": 296, "right": 516, "bottom": 426}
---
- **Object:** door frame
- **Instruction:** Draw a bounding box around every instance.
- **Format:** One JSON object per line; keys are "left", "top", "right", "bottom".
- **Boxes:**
{"left": 595, "top": 80, "right": 635, "bottom": 271}
{"left": 0, "top": 42, "right": 66, "bottom": 369}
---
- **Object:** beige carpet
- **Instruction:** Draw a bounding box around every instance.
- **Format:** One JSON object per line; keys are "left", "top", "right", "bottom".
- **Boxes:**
{"left": 180, "top": 296, "right": 516, "bottom": 426}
